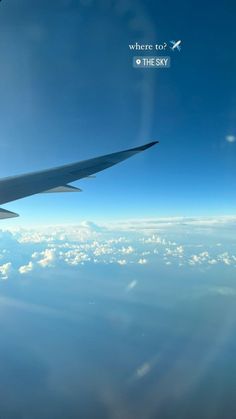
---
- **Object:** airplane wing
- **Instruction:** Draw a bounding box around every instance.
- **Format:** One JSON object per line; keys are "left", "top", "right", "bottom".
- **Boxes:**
{"left": 0, "top": 141, "right": 158, "bottom": 219}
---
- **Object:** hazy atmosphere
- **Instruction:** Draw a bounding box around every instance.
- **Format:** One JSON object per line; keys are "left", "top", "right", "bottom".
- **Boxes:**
{"left": 1, "top": 217, "right": 236, "bottom": 418}
{"left": 0, "top": 0, "right": 235, "bottom": 418}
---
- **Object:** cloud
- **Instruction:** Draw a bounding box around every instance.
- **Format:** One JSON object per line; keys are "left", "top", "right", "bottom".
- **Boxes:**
{"left": 120, "top": 246, "right": 134, "bottom": 254}
{"left": 107, "top": 216, "right": 236, "bottom": 232}
{"left": 211, "top": 286, "right": 236, "bottom": 296}
{"left": 19, "top": 261, "right": 34, "bottom": 274}
{"left": 93, "top": 244, "right": 114, "bottom": 257}
{"left": 37, "top": 249, "right": 56, "bottom": 267}
{"left": 226, "top": 135, "right": 236, "bottom": 143}
{"left": 79, "top": 220, "right": 106, "bottom": 233}
{"left": 17, "top": 231, "right": 54, "bottom": 244}
{"left": 165, "top": 245, "right": 184, "bottom": 258}
{"left": 138, "top": 258, "right": 147, "bottom": 265}
{"left": 217, "top": 252, "right": 233, "bottom": 266}
{"left": 189, "top": 251, "right": 210, "bottom": 265}
{"left": 127, "top": 280, "right": 137, "bottom": 290}
{"left": 0, "top": 216, "right": 235, "bottom": 278}
{"left": 117, "top": 259, "right": 127, "bottom": 265}
{"left": 62, "top": 249, "right": 91, "bottom": 265}
{"left": 15, "top": 221, "right": 104, "bottom": 245}
{"left": 0, "top": 262, "right": 11, "bottom": 280}
{"left": 136, "top": 362, "right": 151, "bottom": 378}
{"left": 208, "top": 259, "right": 217, "bottom": 265}
{"left": 141, "top": 235, "right": 167, "bottom": 245}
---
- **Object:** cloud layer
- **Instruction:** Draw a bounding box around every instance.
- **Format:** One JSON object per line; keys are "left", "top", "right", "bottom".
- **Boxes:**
{"left": 0, "top": 216, "right": 235, "bottom": 280}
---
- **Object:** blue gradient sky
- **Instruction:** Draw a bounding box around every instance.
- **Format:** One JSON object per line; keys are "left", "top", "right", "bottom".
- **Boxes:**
{"left": 0, "top": 0, "right": 235, "bottom": 225}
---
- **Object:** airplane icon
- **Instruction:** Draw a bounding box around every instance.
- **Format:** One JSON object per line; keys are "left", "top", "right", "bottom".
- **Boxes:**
{"left": 170, "top": 40, "right": 181, "bottom": 51}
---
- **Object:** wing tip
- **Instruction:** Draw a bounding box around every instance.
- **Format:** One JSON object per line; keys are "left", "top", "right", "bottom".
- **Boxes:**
{"left": 139, "top": 141, "right": 159, "bottom": 151}
{"left": 129, "top": 141, "right": 159, "bottom": 153}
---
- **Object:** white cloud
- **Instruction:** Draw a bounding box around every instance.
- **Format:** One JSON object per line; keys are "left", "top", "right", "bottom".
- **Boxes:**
{"left": 37, "top": 249, "right": 56, "bottom": 267}
{"left": 1, "top": 216, "right": 236, "bottom": 276}
{"left": 218, "top": 253, "right": 231, "bottom": 266}
{"left": 19, "top": 261, "right": 34, "bottom": 274}
{"left": 226, "top": 135, "right": 236, "bottom": 143}
{"left": 141, "top": 235, "right": 167, "bottom": 244}
{"left": 117, "top": 259, "right": 127, "bottom": 265}
{"left": 62, "top": 249, "right": 91, "bottom": 265}
{"left": 93, "top": 244, "right": 113, "bottom": 257}
{"left": 208, "top": 259, "right": 217, "bottom": 265}
{"left": 216, "top": 252, "right": 236, "bottom": 266}
{"left": 211, "top": 287, "right": 236, "bottom": 296}
{"left": 189, "top": 252, "right": 210, "bottom": 265}
{"left": 127, "top": 280, "right": 137, "bottom": 290}
{"left": 17, "top": 232, "right": 53, "bottom": 244}
{"left": 0, "top": 262, "right": 11, "bottom": 280}
{"left": 176, "top": 245, "right": 184, "bottom": 254}
{"left": 136, "top": 362, "right": 151, "bottom": 378}
{"left": 138, "top": 258, "right": 147, "bottom": 265}
{"left": 120, "top": 246, "right": 134, "bottom": 254}
{"left": 104, "top": 216, "right": 236, "bottom": 234}
{"left": 32, "top": 251, "right": 39, "bottom": 259}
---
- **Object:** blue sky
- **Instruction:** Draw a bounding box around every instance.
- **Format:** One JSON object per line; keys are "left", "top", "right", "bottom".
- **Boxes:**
{"left": 0, "top": 0, "right": 235, "bottom": 225}
{"left": 1, "top": 3, "right": 236, "bottom": 416}
{"left": 0, "top": 0, "right": 236, "bottom": 419}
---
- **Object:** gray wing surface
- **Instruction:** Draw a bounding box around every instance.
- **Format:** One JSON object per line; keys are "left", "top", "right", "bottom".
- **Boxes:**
{"left": 0, "top": 141, "right": 158, "bottom": 219}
